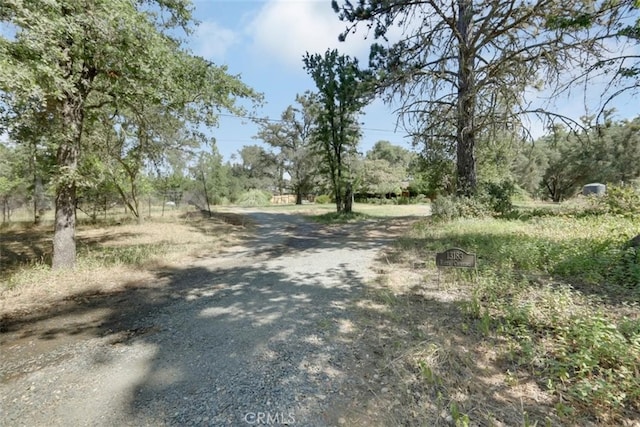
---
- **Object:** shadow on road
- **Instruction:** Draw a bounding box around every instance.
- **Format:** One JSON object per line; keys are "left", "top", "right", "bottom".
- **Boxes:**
{"left": 0, "top": 210, "right": 406, "bottom": 425}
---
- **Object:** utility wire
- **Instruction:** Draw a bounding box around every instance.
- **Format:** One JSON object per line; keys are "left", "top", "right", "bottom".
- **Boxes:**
{"left": 217, "top": 112, "right": 401, "bottom": 134}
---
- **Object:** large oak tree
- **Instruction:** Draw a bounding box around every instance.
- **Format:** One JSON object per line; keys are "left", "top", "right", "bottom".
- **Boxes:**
{"left": 256, "top": 93, "right": 321, "bottom": 205}
{"left": 0, "top": 0, "right": 258, "bottom": 268}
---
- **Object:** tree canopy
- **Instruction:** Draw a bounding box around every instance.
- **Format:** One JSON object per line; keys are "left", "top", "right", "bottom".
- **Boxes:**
{"left": 0, "top": 0, "right": 259, "bottom": 268}
{"left": 256, "top": 93, "right": 321, "bottom": 204}
{"left": 303, "top": 48, "right": 370, "bottom": 213}
{"left": 333, "top": 0, "right": 632, "bottom": 196}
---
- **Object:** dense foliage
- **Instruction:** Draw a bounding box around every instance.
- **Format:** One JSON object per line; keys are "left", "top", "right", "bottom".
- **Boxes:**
{"left": 0, "top": 0, "right": 259, "bottom": 267}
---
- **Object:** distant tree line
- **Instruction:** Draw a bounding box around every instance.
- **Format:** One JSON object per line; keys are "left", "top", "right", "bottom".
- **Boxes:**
{"left": 2, "top": 0, "right": 638, "bottom": 269}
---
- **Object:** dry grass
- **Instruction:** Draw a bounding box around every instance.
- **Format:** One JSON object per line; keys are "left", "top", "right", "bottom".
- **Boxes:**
{"left": 338, "top": 210, "right": 640, "bottom": 426}
{"left": 0, "top": 210, "right": 251, "bottom": 319}
{"left": 240, "top": 202, "right": 431, "bottom": 218}
{"left": 334, "top": 220, "right": 560, "bottom": 427}
{"left": 384, "top": 270, "right": 555, "bottom": 424}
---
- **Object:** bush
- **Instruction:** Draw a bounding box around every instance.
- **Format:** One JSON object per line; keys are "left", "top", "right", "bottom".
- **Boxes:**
{"left": 458, "top": 197, "right": 492, "bottom": 218}
{"left": 510, "top": 184, "right": 533, "bottom": 202}
{"left": 549, "top": 315, "right": 640, "bottom": 418}
{"left": 597, "top": 185, "right": 640, "bottom": 216}
{"left": 431, "top": 181, "right": 515, "bottom": 221}
{"left": 479, "top": 180, "right": 515, "bottom": 215}
{"left": 315, "top": 194, "right": 332, "bottom": 204}
{"left": 430, "top": 195, "right": 459, "bottom": 221}
{"left": 431, "top": 195, "right": 492, "bottom": 221}
{"left": 414, "top": 194, "right": 428, "bottom": 204}
{"left": 376, "top": 198, "right": 394, "bottom": 205}
{"left": 211, "top": 195, "right": 229, "bottom": 206}
{"left": 237, "top": 190, "right": 271, "bottom": 207}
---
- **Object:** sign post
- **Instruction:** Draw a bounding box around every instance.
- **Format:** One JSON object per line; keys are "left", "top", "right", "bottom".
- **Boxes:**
{"left": 435, "top": 248, "right": 477, "bottom": 288}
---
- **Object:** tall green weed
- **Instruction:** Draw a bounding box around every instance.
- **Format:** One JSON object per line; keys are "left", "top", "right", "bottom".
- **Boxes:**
{"left": 412, "top": 211, "right": 640, "bottom": 421}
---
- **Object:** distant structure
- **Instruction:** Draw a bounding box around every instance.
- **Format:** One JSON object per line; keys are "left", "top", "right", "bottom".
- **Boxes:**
{"left": 582, "top": 183, "right": 606, "bottom": 196}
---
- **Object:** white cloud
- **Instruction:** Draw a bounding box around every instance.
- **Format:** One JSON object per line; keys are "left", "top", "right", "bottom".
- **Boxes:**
{"left": 193, "top": 20, "right": 239, "bottom": 60}
{"left": 246, "top": 0, "right": 373, "bottom": 69}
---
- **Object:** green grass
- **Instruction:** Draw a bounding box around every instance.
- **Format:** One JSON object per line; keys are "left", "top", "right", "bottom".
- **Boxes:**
{"left": 311, "top": 211, "right": 373, "bottom": 224}
{"left": 79, "top": 243, "right": 171, "bottom": 267}
{"left": 406, "top": 212, "right": 640, "bottom": 423}
{"left": 256, "top": 202, "right": 431, "bottom": 218}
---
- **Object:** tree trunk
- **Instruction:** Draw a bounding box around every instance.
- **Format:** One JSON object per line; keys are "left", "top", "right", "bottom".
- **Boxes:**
{"left": 161, "top": 186, "right": 166, "bottom": 217}
{"left": 334, "top": 192, "right": 343, "bottom": 212}
{"left": 113, "top": 180, "right": 140, "bottom": 222}
{"left": 200, "top": 169, "right": 212, "bottom": 217}
{"left": 296, "top": 190, "right": 303, "bottom": 205}
{"left": 334, "top": 179, "right": 343, "bottom": 212}
{"left": 456, "top": 0, "right": 477, "bottom": 197}
{"left": 134, "top": 197, "right": 142, "bottom": 224}
{"left": 33, "top": 164, "right": 42, "bottom": 225}
{"left": 344, "top": 182, "right": 353, "bottom": 213}
{"left": 52, "top": 140, "right": 78, "bottom": 269}
{"left": 328, "top": 150, "right": 343, "bottom": 212}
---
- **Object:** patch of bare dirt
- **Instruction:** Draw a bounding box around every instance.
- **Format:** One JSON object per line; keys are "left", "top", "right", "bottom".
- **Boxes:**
{"left": 0, "top": 212, "right": 252, "bottom": 322}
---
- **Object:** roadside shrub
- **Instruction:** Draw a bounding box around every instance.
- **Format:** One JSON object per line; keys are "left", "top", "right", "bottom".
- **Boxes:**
{"left": 211, "top": 195, "right": 229, "bottom": 206}
{"left": 315, "top": 194, "right": 332, "bottom": 204}
{"left": 479, "top": 180, "right": 515, "bottom": 215}
{"left": 511, "top": 184, "right": 533, "bottom": 202}
{"left": 430, "top": 195, "right": 459, "bottom": 221}
{"left": 458, "top": 197, "right": 492, "bottom": 218}
{"left": 549, "top": 316, "right": 640, "bottom": 418}
{"left": 597, "top": 185, "right": 640, "bottom": 216}
{"left": 431, "top": 195, "right": 492, "bottom": 221}
{"left": 414, "top": 194, "right": 428, "bottom": 204}
{"left": 431, "top": 181, "right": 514, "bottom": 221}
{"left": 361, "top": 197, "right": 394, "bottom": 205}
{"left": 607, "top": 246, "right": 640, "bottom": 289}
{"left": 237, "top": 190, "right": 271, "bottom": 207}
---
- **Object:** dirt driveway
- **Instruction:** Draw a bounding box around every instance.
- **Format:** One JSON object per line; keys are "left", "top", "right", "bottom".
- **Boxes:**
{"left": 0, "top": 209, "right": 420, "bottom": 426}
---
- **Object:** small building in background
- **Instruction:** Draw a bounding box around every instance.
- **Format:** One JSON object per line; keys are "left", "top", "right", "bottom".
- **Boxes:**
{"left": 582, "top": 183, "right": 607, "bottom": 196}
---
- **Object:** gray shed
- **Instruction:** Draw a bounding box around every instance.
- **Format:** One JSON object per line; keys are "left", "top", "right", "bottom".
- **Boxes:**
{"left": 582, "top": 183, "right": 606, "bottom": 196}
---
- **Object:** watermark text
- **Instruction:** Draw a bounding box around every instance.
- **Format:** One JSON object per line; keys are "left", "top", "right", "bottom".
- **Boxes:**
{"left": 243, "top": 411, "right": 296, "bottom": 425}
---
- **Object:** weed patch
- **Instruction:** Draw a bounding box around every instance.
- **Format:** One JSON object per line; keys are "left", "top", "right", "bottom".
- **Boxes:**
{"left": 402, "top": 213, "right": 640, "bottom": 423}
{"left": 311, "top": 211, "right": 372, "bottom": 224}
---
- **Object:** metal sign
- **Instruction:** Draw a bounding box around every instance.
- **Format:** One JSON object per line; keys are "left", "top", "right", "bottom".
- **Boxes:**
{"left": 435, "top": 248, "right": 476, "bottom": 268}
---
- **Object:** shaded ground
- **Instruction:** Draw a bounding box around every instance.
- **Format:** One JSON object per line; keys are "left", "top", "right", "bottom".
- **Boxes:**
{"left": 0, "top": 209, "right": 420, "bottom": 426}
{"left": 2, "top": 205, "right": 590, "bottom": 426}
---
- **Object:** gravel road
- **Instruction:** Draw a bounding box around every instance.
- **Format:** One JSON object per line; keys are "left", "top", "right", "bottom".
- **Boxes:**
{"left": 1, "top": 209, "right": 397, "bottom": 426}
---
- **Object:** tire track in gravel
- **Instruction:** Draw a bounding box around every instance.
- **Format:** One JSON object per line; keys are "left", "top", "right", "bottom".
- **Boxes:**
{"left": 0, "top": 209, "right": 399, "bottom": 426}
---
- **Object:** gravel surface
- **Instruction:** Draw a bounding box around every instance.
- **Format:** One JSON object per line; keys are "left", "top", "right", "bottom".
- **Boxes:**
{"left": 1, "top": 209, "right": 395, "bottom": 426}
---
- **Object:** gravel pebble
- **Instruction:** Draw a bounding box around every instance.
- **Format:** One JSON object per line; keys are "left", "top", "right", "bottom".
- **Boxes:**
{"left": 1, "top": 210, "right": 394, "bottom": 426}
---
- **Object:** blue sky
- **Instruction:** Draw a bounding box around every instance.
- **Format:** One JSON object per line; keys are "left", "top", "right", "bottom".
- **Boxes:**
{"left": 1, "top": 1, "right": 637, "bottom": 159}
{"left": 187, "top": 0, "right": 415, "bottom": 161}
{"left": 188, "top": 0, "right": 639, "bottom": 162}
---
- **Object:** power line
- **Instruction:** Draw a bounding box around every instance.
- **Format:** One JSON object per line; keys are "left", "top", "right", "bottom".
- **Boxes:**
{"left": 217, "top": 112, "right": 402, "bottom": 134}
